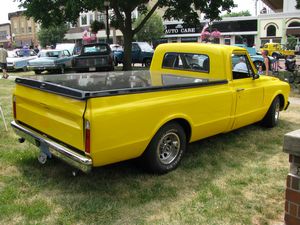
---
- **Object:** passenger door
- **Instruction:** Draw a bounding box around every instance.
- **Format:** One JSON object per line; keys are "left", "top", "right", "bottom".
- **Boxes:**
{"left": 132, "top": 43, "right": 141, "bottom": 63}
{"left": 62, "top": 50, "right": 72, "bottom": 68}
{"left": 231, "top": 53, "right": 264, "bottom": 129}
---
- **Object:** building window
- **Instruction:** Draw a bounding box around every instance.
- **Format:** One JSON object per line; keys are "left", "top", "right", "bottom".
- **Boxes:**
{"left": 12, "top": 22, "right": 18, "bottom": 34}
{"left": 97, "top": 13, "right": 105, "bottom": 22}
{"left": 89, "top": 13, "right": 95, "bottom": 25}
{"left": 0, "top": 31, "right": 7, "bottom": 40}
{"left": 267, "top": 25, "right": 276, "bottom": 37}
{"left": 28, "top": 26, "right": 32, "bottom": 33}
{"left": 288, "top": 22, "right": 300, "bottom": 27}
{"left": 80, "top": 14, "right": 88, "bottom": 26}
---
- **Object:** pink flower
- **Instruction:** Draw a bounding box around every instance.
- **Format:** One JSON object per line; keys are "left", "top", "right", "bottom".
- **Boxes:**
{"left": 211, "top": 30, "right": 221, "bottom": 38}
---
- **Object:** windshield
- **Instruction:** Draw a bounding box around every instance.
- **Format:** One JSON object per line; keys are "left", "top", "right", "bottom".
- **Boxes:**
{"left": 138, "top": 42, "right": 153, "bottom": 52}
{"left": 83, "top": 45, "right": 109, "bottom": 54}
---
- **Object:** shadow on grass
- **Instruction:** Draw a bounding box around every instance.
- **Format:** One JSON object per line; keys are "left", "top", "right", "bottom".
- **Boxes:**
{"left": 7, "top": 118, "right": 297, "bottom": 224}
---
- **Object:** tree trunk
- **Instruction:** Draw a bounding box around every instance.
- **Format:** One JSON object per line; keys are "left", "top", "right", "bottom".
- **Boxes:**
{"left": 122, "top": 31, "right": 133, "bottom": 71}
{"left": 122, "top": 12, "right": 134, "bottom": 71}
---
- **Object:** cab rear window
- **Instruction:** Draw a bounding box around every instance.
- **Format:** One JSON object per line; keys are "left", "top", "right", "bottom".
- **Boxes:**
{"left": 162, "top": 52, "right": 209, "bottom": 73}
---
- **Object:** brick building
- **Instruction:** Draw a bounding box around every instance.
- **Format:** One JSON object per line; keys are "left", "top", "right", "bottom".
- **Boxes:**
{"left": 8, "top": 10, "right": 39, "bottom": 48}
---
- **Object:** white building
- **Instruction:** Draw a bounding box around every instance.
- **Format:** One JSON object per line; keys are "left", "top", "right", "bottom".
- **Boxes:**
{"left": 258, "top": 0, "right": 300, "bottom": 46}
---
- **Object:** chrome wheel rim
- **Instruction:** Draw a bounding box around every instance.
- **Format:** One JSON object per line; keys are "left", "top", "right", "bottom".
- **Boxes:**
{"left": 157, "top": 132, "right": 180, "bottom": 165}
{"left": 275, "top": 102, "right": 280, "bottom": 122}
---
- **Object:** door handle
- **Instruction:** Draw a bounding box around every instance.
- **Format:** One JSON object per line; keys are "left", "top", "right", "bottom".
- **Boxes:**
{"left": 236, "top": 88, "right": 245, "bottom": 92}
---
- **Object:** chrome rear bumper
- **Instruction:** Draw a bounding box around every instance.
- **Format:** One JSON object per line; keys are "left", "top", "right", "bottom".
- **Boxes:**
{"left": 11, "top": 121, "right": 92, "bottom": 173}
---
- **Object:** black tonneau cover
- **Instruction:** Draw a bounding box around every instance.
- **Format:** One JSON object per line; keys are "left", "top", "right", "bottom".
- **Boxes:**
{"left": 15, "top": 71, "right": 228, "bottom": 100}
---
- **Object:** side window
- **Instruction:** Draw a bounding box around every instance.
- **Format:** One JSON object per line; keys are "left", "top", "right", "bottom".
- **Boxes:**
{"left": 162, "top": 52, "right": 209, "bottom": 72}
{"left": 232, "top": 54, "right": 254, "bottom": 79}
{"left": 64, "top": 50, "right": 70, "bottom": 56}
{"left": 132, "top": 44, "right": 140, "bottom": 52}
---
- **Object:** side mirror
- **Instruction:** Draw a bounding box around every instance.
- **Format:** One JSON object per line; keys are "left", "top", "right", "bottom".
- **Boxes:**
{"left": 253, "top": 74, "right": 260, "bottom": 80}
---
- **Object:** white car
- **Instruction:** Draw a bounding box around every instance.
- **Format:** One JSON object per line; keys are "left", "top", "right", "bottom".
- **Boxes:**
{"left": 7, "top": 49, "right": 38, "bottom": 71}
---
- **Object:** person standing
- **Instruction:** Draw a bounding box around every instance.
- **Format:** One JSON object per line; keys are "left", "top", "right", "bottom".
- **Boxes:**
{"left": 261, "top": 50, "right": 269, "bottom": 75}
{"left": 0, "top": 44, "right": 9, "bottom": 79}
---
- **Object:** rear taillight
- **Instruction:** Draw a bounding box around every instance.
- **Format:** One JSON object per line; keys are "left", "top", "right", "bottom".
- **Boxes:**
{"left": 85, "top": 120, "right": 91, "bottom": 154}
{"left": 13, "top": 95, "right": 16, "bottom": 119}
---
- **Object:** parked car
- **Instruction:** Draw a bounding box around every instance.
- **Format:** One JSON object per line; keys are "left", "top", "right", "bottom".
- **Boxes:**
{"left": 114, "top": 42, "right": 154, "bottom": 67}
{"left": 72, "top": 43, "right": 114, "bottom": 72}
{"left": 6, "top": 49, "right": 38, "bottom": 71}
{"left": 27, "top": 49, "right": 74, "bottom": 74}
{"left": 260, "top": 42, "right": 295, "bottom": 58}
{"left": 110, "top": 44, "right": 123, "bottom": 66}
{"left": 55, "top": 43, "right": 76, "bottom": 55}
{"left": 234, "top": 44, "right": 274, "bottom": 70}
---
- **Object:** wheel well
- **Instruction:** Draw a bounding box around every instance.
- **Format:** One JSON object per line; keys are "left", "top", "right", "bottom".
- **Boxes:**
{"left": 167, "top": 119, "right": 191, "bottom": 143}
{"left": 277, "top": 94, "right": 285, "bottom": 110}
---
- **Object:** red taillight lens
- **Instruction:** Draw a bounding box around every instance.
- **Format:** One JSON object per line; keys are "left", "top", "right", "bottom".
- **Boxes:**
{"left": 13, "top": 96, "right": 17, "bottom": 119}
{"left": 85, "top": 120, "right": 91, "bottom": 154}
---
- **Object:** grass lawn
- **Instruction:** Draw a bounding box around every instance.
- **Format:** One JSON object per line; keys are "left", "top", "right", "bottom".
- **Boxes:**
{"left": 0, "top": 71, "right": 300, "bottom": 224}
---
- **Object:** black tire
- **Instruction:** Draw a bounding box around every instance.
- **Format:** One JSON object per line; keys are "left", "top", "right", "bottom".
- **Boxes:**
{"left": 262, "top": 96, "right": 281, "bottom": 128}
{"left": 60, "top": 65, "right": 65, "bottom": 74}
{"left": 34, "top": 70, "right": 42, "bottom": 74}
{"left": 144, "top": 58, "right": 152, "bottom": 68}
{"left": 141, "top": 122, "right": 186, "bottom": 174}
{"left": 272, "top": 52, "right": 279, "bottom": 59}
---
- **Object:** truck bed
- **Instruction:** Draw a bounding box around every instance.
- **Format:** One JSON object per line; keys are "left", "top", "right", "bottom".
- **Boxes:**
{"left": 15, "top": 71, "right": 228, "bottom": 100}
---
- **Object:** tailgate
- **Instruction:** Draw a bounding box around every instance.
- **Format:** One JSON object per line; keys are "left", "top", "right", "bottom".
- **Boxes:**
{"left": 75, "top": 55, "right": 110, "bottom": 67}
{"left": 14, "top": 84, "right": 86, "bottom": 151}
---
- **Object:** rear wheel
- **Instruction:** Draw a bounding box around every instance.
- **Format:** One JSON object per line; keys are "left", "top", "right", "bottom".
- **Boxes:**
{"left": 141, "top": 122, "right": 186, "bottom": 174}
{"left": 262, "top": 96, "right": 281, "bottom": 128}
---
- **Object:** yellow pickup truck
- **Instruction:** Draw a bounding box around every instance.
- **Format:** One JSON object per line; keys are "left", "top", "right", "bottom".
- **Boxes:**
{"left": 11, "top": 43, "right": 290, "bottom": 174}
{"left": 260, "top": 42, "right": 295, "bottom": 58}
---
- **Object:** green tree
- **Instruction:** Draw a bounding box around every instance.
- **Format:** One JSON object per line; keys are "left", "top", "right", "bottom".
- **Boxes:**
{"left": 287, "top": 35, "right": 297, "bottom": 50}
{"left": 134, "top": 12, "right": 164, "bottom": 43}
{"left": 90, "top": 20, "right": 105, "bottom": 34}
{"left": 37, "top": 24, "right": 69, "bottom": 48}
{"left": 222, "top": 10, "right": 251, "bottom": 17}
{"left": 18, "top": 0, "right": 235, "bottom": 70}
{"left": 297, "top": 0, "right": 300, "bottom": 9}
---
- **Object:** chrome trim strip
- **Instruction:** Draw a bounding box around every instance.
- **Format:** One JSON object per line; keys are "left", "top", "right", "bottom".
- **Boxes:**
{"left": 11, "top": 121, "right": 92, "bottom": 173}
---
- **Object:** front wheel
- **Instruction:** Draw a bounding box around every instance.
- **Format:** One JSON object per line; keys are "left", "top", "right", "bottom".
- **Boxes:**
{"left": 60, "top": 65, "right": 65, "bottom": 74}
{"left": 262, "top": 96, "right": 281, "bottom": 128}
{"left": 141, "top": 122, "right": 186, "bottom": 174}
{"left": 144, "top": 58, "right": 152, "bottom": 67}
